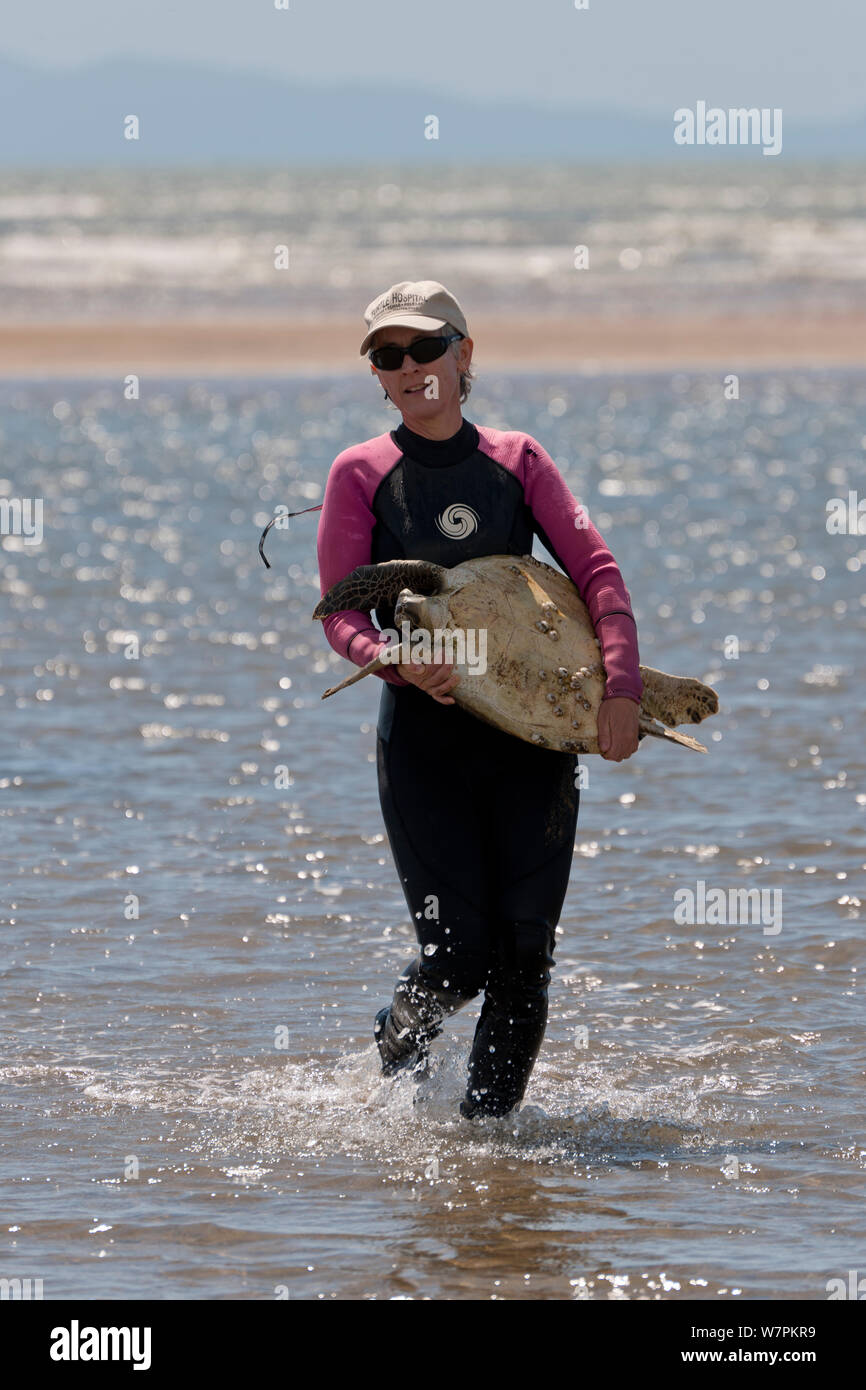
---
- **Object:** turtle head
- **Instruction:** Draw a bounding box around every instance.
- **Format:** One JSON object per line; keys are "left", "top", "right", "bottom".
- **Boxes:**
{"left": 394, "top": 589, "right": 450, "bottom": 634}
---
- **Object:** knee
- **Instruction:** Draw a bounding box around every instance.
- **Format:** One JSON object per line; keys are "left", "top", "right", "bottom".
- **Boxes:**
{"left": 508, "top": 920, "right": 556, "bottom": 988}
{"left": 416, "top": 949, "right": 489, "bottom": 1001}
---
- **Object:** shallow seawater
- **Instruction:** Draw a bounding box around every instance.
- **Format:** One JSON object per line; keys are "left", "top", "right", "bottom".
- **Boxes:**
{"left": 1, "top": 370, "right": 864, "bottom": 1300}
{"left": 3, "top": 163, "right": 866, "bottom": 319}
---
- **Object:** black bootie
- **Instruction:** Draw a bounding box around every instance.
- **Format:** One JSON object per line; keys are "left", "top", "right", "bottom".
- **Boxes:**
{"left": 374, "top": 958, "right": 469, "bottom": 1077}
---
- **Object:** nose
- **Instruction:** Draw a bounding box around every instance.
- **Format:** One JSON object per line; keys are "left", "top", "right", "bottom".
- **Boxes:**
{"left": 395, "top": 591, "right": 423, "bottom": 625}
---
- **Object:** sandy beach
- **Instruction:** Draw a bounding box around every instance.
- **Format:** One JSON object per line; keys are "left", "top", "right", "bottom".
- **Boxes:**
{"left": 1, "top": 314, "right": 864, "bottom": 377}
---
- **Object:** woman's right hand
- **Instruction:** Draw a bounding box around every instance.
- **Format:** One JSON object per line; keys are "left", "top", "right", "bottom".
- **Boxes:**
{"left": 397, "top": 660, "right": 461, "bottom": 705}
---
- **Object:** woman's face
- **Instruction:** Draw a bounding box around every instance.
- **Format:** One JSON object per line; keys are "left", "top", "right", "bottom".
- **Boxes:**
{"left": 369, "top": 324, "right": 473, "bottom": 419}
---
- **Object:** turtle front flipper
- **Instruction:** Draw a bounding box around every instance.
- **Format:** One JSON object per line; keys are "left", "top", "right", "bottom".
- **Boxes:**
{"left": 312, "top": 560, "right": 446, "bottom": 620}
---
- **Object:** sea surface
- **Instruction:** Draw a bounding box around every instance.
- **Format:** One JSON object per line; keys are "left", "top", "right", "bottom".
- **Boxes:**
{"left": 1, "top": 162, "right": 866, "bottom": 320}
{"left": 0, "top": 368, "right": 864, "bottom": 1300}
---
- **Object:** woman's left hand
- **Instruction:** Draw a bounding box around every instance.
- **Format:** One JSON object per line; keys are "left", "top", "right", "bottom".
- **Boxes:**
{"left": 597, "top": 696, "right": 640, "bottom": 761}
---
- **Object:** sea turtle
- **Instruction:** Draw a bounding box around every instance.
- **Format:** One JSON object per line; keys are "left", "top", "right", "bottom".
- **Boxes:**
{"left": 313, "top": 554, "right": 719, "bottom": 753}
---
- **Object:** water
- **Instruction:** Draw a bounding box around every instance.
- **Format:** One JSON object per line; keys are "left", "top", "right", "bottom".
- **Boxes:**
{"left": 1, "top": 369, "right": 864, "bottom": 1299}
{"left": 2, "top": 163, "right": 866, "bottom": 320}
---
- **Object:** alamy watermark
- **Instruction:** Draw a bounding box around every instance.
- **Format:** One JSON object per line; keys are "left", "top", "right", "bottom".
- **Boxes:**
{"left": 674, "top": 879, "right": 782, "bottom": 936}
{"left": 0, "top": 1276, "right": 44, "bottom": 1299}
{"left": 377, "top": 621, "right": 488, "bottom": 675}
{"left": 826, "top": 1270, "right": 866, "bottom": 1300}
{"left": 674, "top": 102, "right": 782, "bottom": 157}
{"left": 50, "top": 1322, "right": 151, "bottom": 1370}
{"left": 0, "top": 497, "right": 43, "bottom": 544}
{"left": 826, "top": 490, "right": 866, "bottom": 535}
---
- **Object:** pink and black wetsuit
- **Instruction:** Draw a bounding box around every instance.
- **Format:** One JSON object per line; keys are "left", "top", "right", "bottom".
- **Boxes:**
{"left": 316, "top": 415, "right": 642, "bottom": 1117}
{"left": 318, "top": 417, "right": 642, "bottom": 704}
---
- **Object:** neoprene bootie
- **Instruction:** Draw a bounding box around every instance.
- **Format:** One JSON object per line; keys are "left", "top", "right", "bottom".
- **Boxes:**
{"left": 374, "top": 958, "right": 469, "bottom": 1076}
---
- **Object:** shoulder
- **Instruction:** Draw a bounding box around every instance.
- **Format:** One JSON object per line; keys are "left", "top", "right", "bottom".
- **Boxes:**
{"left": 474, "top": 423, "right": 534, "bottom": 470}
{"left": 475, "top": 425, "right": 556, "bottom": 477}
{"left": 331, "top": 430, "right": 399, "bottom": 471}
{"left": 328, "top": 431, "right": 401, "bottom": 484}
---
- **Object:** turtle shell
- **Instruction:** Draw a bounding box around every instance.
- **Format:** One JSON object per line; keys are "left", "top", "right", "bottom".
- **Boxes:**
{"left": 437, "top": 554, "right": 606, "bottom": 753}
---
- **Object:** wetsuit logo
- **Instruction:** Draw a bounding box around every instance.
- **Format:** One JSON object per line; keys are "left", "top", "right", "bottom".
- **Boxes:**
{"left": 435, "top": 503, "right": 479, "bottom": 539}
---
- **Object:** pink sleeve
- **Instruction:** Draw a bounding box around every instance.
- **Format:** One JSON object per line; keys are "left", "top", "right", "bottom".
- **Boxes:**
{"left": 316, "top": 455, "right": 409, "bottom": 687}
{"left": 522, "top": 436, "right": 643, "bottom": 704}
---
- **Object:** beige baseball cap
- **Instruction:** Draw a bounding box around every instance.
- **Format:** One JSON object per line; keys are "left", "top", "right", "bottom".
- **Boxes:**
{"left": 359, "top": 279, "right": 469, "bottom": 356}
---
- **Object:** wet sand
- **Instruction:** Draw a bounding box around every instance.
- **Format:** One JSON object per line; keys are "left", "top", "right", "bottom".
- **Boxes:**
{"left": 1, "top": 313, "right": 864, "bottom": 376}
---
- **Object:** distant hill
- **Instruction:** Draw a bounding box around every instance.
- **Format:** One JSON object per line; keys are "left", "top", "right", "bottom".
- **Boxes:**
{"left": 1, "top": 54, "right": 863, "bottom": 166}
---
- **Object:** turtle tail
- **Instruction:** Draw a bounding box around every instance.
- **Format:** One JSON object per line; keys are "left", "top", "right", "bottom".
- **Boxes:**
{"left": 312, "top": 560, "right": 446, "bottom": 620}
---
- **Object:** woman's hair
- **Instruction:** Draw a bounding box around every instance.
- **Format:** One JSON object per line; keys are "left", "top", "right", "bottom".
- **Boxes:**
{"left": 448, "top": 322, "right": 475, "bottom": 404}
{"left": 378, "top": 322, "right": 474, "bottom": 407}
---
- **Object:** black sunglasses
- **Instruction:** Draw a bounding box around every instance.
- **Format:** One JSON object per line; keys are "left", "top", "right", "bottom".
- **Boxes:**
{"left": 369, "top": 332, "right": 463, "bottom": 372}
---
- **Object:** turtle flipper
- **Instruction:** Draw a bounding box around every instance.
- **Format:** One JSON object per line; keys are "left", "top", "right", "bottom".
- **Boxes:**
{"left": 312, "top": 560, "right": 446, "bottom": 620}
{"left": 638, "top": 666, "right": 719, "bottom": 728}
{"left": 321, "top": 645, "right": 402, "bottom": 698}
{"left": 638, "top": 717, "right": 708, "bottom": 753}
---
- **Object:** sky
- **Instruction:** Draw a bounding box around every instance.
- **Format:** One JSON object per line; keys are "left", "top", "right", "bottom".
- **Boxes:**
{"left": 3, "top": 0, "right": 863, "bottom": 122}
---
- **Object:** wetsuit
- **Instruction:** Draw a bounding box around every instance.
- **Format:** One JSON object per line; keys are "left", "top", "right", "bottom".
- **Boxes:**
{"left": 317, "top": 417, "right": 642, "bottom": 1116}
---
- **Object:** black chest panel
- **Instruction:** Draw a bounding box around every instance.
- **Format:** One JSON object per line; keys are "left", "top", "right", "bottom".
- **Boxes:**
{"left": 370, "top": 445, "right": 534, "bottom": 630}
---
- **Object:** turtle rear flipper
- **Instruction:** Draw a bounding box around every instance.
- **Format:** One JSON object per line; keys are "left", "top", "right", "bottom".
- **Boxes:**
{"left": 313, "top": 559, "right": 446, "bottom": 619}
{"left": 638, "top": 717, "right": 708, "bottom": 753}
{"left": 638, "top": 666, "right": 719, "bottom": 728}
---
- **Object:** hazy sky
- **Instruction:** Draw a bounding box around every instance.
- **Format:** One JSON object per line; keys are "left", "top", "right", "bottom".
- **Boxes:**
{"left": 4, "top": 0, "right": 863, "bottom": 121}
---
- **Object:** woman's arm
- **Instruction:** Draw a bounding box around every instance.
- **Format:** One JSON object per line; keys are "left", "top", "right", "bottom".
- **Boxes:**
{"left": 521, "top": 435, "right": 643, "bottom": 705}
{"left": 316, "top": 456, "right": 409, "bottom": 687}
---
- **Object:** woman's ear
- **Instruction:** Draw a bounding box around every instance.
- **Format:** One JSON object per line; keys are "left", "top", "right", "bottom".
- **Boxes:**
{"left": 369, "top": 362, "right": 388, "bottom": 398}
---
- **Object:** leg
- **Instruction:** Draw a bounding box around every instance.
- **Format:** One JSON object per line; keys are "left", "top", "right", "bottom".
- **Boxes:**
{"left": 462, "top": 920, "right": 557, "bottom": 1116}
{"left": 463, "top": 736, "right": 580, "bottom": 1117}
{"left": 375, "top": 686, "right": 493, "bottom": 1074}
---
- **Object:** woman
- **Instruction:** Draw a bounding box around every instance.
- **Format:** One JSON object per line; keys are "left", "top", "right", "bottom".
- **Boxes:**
{"left": 316, "top": 280, "right": 641, "bottom": 1119}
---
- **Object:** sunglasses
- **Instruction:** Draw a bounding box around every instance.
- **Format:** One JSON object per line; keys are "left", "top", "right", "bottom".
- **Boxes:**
{"left": 369, "top": 332, "right": 463, "bottom": 372}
